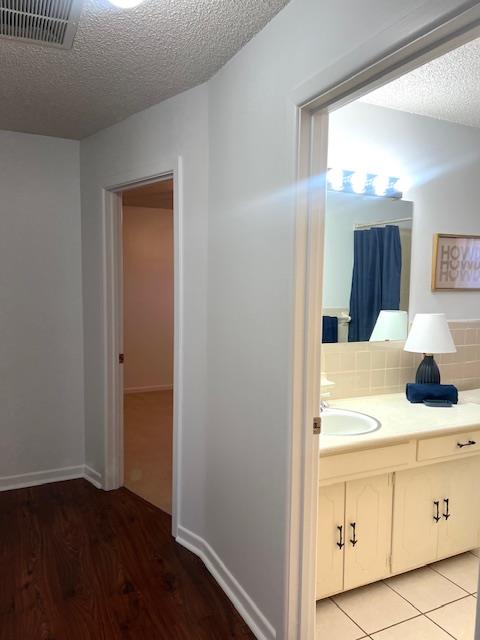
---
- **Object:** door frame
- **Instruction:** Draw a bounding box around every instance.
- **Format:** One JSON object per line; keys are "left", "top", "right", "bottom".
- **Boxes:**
{"left": 287, "top": 6, "right": 480, "bottom": 638}
{"left": 103, "top": 161, "right": 183, "bottom": 537}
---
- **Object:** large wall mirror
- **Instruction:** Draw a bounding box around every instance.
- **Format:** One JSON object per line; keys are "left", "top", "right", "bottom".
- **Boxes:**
{"left": 322, "top": 191, "right": 413, "bottom": 343}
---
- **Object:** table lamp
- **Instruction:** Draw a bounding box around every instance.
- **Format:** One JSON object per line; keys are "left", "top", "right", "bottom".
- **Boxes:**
{"left": 404, "top": 313, "right": 456, "bottom": 384}
{"left": 370, "top": 310, "right": 408, "bottom": 342}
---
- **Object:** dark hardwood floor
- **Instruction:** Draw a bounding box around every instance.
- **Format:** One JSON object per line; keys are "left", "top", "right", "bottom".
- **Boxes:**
{"left": 0, "top": 479, "right": 255, "bottom": 640}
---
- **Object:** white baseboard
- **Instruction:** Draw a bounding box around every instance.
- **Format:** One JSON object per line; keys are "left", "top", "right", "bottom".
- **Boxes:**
{"left": 176, "top": 526, "right": 276, "bottom": 640}
{"left": 0, "top": 465, "right": 85, "bottom": 491}
{"left": 83, "top": 465, "right": 103, "bottom": 489}
{"left": 124, "top": 384, "right": 173, "bottom": 394}
{"left": 0, "top": 471, "right": 272, "bottom": 637}
{"left": 0, "top": 465, "right": 103, "bottom": 492}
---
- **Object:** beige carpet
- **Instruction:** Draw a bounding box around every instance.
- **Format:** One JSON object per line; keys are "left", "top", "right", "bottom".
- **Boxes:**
{"left": 123, "top": 389, "right": 173, "bottom": 514}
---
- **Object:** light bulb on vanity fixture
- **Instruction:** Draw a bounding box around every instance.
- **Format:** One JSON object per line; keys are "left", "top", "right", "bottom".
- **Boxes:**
{"left": 107, "top": 0, "right": 145, "bottom": 8}
{"left": 404, "top": 313, "right": 456, "bottom": 384}
{"left": 326, "top": 168, "right": 403, "bottom": 199}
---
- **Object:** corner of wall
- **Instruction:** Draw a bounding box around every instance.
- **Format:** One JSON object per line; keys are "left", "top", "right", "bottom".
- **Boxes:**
{"left": 176, "top": 526, "right": 276, "bottom": 640}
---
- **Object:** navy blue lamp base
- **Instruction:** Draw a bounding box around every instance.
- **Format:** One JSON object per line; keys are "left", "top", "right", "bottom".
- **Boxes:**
{"left": 415, "top": 354, "right": 441, "bottom": 384}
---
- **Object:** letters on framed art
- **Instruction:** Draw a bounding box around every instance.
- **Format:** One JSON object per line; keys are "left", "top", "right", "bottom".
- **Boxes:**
{"left": 432, "top": 234, "right": 480, "bottom": 291}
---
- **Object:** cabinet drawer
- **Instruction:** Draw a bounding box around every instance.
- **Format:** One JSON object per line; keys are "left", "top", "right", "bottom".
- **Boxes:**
{"left": 417, "top": 430, "right": 480, "bottom": 462}
{"left": 319, "top": 441, "right": 413, "bottom": 482}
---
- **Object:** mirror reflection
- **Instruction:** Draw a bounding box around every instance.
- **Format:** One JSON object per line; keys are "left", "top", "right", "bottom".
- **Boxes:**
{"left": 322, "top": 191, "right": 413, "bottom": 343}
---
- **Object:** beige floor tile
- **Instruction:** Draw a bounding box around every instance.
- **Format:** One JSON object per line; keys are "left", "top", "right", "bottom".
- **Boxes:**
{"left": 124, "top": 390, "right": 173, "bottom": 514}
{"left": 332, "top": 582, "right": 418, "bottom": 634}
{"left": 316, "top": 598, "right": 365, "bottom": 640}
{"left": 385, "top": 566, "right": 467, "bottom": 612}
{"left": 431, "top": 553, "right": 480, "bottom": 593}
{"left": 427, "top": 596, "right": 477, "bottom": 640}
{"left": 370, "top": 615, "right": 452, "bottom": 639}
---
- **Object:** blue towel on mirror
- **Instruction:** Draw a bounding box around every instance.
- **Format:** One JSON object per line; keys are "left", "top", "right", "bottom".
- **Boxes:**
{"left": 322, "top": 316, "right": 338, "bottom": 343}
{"left": 406, "top": 383, "right": 458, "bottom": 404}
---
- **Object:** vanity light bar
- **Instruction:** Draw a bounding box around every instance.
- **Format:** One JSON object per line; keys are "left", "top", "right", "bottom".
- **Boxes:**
{"left": 327, "top": 168, "right": 403, "bottom": 199}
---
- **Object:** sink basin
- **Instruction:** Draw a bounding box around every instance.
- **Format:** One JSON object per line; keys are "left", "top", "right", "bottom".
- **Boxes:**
{"left": 321, "top": 407, "right": 381, "bottom": 436}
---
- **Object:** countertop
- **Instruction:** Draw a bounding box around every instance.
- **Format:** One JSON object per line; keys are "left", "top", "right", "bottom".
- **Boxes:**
{"left": 320, "top": 388, "right": 480, "bottom": 455}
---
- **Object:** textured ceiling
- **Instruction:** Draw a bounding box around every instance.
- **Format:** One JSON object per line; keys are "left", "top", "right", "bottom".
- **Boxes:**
{"left": 0, "top": 0, "right": 289, "bottom": 139}
{"left": 360, "top": 37, "right": 480, "bottom": 129}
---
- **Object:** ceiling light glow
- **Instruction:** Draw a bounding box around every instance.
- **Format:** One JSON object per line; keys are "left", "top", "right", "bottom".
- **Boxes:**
{"left": 350, "top": 172, "right": 368, "bottom": 194}
{"left": 327, "top": 168, "right": 344, "bottom": 191}
{"left": 372, "top": 174, "right": 389, "bottom": 197}
{"left": 107, "top": 0, "right": 145, "bottom": 8}
{"left": 326, "top": 168, "right": 403, "bottom": 199}
{"left": 393, "top": 177, "right": 409, "bottom": 194}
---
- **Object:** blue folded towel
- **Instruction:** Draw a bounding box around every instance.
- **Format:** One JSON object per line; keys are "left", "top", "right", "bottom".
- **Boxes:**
{"left": 406, "top": 383, "right": 458, "bottom": 404}
{"left": 322, "top": 316, "right": 338, "bottom": 344}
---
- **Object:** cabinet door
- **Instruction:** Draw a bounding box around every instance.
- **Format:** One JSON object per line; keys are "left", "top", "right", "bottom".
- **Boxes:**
{"left": 392, "top": 465, "right": 444, "bottom": 573}
{"left": 344, "top": 474, "right": 392, "bottom": 591}
{"left": 438, "top": 456, "right": 480, "bottom": 559}
{"left": 316, "top": 483, "right": 345, "bottom": 599}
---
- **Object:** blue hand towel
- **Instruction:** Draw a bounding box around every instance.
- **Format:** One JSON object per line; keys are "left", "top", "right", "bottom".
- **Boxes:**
{"left": 322, "top": 316, "right": 338, "bottom": 344}
{"left": 406, "top": 383, "right": 458, "bottom": 404}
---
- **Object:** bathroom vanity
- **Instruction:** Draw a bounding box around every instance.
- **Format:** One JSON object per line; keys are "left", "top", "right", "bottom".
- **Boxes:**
{"left": 316, "top": 388, "right": 480, "bottom": 600}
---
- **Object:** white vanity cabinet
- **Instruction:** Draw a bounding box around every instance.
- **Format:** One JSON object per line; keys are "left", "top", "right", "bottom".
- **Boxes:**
{"left": 438, "top": 456, "right": 480, "bottom": 557}
{"left": 393, "top": 456, "right": 480, "bottom": 572}
{"left": 316, "top": 483, "right": 344, "bottom": 599}
{"left": 316, "top": 474, "right": 392, "bottom": 599}
{"left": 317, "top": 428, "right": 480, "bottom": 600}
{"left": 392, "top": 463, "right": 447, "bottom": 572}
{"left": 344, "top": 474, "right": 392, "bottom": 590}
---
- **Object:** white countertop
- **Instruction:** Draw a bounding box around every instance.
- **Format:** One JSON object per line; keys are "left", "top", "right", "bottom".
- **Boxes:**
{"left": 320, "top": 388, "right": 480, "bottom": 455}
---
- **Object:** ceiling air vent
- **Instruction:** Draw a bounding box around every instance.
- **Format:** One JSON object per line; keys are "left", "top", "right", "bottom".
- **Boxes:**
{"left": 0, "top": 0, "right": 83, "bottom": 49}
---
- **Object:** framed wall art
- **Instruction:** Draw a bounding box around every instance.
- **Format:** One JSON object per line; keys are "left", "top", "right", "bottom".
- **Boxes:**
{"left": 432, "top": 233, "right": 480, "bottom": 291}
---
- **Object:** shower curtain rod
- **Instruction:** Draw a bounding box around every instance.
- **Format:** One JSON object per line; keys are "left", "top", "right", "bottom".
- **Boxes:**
{"left": 354, "top": 217, "right": 413, "bottom": 230}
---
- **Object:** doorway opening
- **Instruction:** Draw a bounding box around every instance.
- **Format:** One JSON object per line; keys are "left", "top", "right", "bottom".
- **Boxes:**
{"left": 314, "top": 40, "right": 480, "bottom": 637}
{"left": 121, "top": 178, "right": 174, "bottom": 514}
{"left": 288, "top": 7, "right": 480, "bottom": 639}
{"left": 103, "top": 163, "right": 182, "bottom": 536}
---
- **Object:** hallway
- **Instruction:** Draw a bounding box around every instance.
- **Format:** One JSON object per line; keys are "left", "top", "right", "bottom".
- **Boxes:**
{"left": 0, "top": 479, "right": 253, "bottom": 640}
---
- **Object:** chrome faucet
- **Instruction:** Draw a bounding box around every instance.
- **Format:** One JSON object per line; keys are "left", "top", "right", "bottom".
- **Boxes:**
{"left": 320, "top": 399, "right": 330, "bottom": 411}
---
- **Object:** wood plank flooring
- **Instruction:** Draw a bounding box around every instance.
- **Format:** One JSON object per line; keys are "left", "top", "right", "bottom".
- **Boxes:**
{"left": 0, "top": 479, "right": 255, "bottom": 640}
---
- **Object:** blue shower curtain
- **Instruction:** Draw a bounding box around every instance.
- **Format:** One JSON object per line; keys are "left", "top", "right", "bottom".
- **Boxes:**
{"left": 348, "top": 225, "right": 402, "bottom": 342}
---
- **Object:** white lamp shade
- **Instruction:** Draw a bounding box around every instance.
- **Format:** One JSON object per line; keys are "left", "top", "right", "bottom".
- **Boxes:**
{"left": 404, "top": 313, "right": 456, "bottom": 354}
{"left": 370, "top": 310, "right": 408, "bottom": 342}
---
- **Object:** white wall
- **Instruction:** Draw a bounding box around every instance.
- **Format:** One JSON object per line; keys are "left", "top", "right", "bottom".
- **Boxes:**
{"left": 123, "top": 206, "right": 173, "bottom": 392}
{"left": 205, "top": 1, "right": 471, "bottom": 636}
{"left": 80, "top": 83, "right": 209, "bottom": 536}
{"left": 78, "top": 1, "right": 472, "bottom": 637}
{"left": 0, "top": 130, "right": 84, "bottom": 482}
{"left": 329, "top": 101, "right": 480, "bottom": 320}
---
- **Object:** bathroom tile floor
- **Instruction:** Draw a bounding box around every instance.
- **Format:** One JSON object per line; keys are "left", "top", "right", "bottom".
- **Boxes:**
{"left": 316, "top": 551, "right": 479, "bottom": 639}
